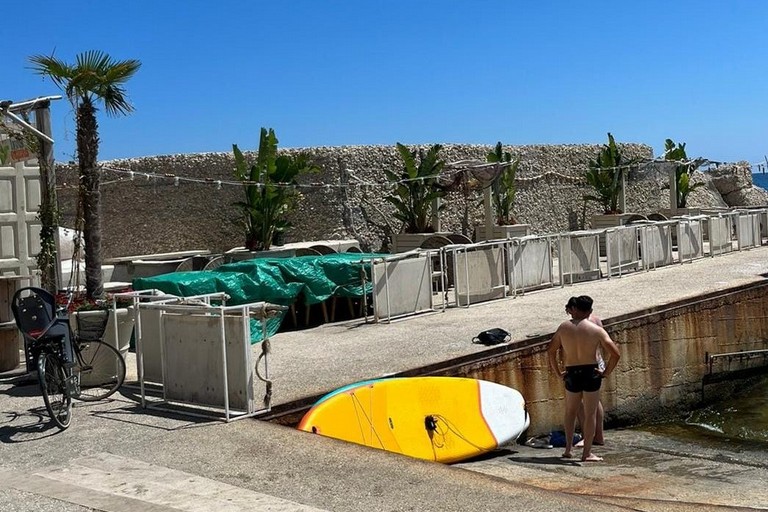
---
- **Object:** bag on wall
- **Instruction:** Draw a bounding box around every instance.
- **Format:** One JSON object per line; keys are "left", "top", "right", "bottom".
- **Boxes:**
{"left": 472, "top": 328, "right": 511, "bottom": 346}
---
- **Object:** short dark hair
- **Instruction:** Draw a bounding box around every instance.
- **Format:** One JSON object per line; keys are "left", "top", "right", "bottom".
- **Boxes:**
{"left": 574, "top": 295, "right": 594, "bottom": 312}
{"left": 565, "top": 296, "right": 578, "bottom": 309}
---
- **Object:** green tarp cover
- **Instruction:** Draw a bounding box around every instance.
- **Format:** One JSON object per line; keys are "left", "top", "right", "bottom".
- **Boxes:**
{"left": 133, "top": 253, "right": 384, "bottom": 342}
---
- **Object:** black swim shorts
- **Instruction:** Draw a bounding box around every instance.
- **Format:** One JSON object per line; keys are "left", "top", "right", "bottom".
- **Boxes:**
{"left": 564, "top": 364, "right": 602, "bottom": 393}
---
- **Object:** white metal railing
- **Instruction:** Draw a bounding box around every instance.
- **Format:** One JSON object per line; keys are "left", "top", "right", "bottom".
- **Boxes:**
{"left": 676, "top": 216, "right": 705, "bottom": 264}
{"left": 509, "top": 235, "right": 556, "bottom": 294}
{"left": 369, "top": 251, "right": 437, "bottom": 322}
{"left": 372, "top": 211, "right": 765, "bottom": 320}
{"left": 605, "top": 225, "right": 641, "bottom": 278}
{"left": 450, "top": 240, "right": 508, "bottom": 307}
{"left": 734, "top": 210, "right": 762, "bottom": 250}
{"left": 558, "top": 230, "right": 602, "bottom": 284}
{"left": 635, "top": 221, "right": 674, "bottom": 270}
{"left": 708, "top": 215, "right": 734, "bottom": 256}
{"left": 135, "top": 297, "right": 284, "bottom": 421}
{"left": 171, "top": 210, "right": 763, "bottom": 328}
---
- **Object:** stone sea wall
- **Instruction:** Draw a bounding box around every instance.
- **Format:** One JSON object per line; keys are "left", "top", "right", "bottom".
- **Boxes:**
{"left": 55, "top": 143, "right": 765, "bottom": 258}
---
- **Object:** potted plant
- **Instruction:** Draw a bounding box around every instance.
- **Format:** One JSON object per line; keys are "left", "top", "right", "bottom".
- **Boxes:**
{"left": 385, "top": 143, "right": 448, "bottom": 252}
{"left": 477, "top": 142, "right": 530, "bottom": 241}
{"left": 661, "top": 138, "right": 705, "bottom": 216}
{"left": 233, "top": 128, "right": 319, "bottom": 251}
{"left": 584, "top": 133, "right": 640, "bottom": 230}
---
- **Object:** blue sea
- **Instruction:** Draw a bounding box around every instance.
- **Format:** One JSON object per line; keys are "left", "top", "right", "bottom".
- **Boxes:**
{"left": 753, "top": 172, "right": 768, "bottom": 190}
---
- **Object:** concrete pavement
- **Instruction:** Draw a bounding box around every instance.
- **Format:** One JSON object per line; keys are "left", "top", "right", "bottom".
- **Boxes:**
{"left": 2, "top": 246, "right": 768, "bottom": 511}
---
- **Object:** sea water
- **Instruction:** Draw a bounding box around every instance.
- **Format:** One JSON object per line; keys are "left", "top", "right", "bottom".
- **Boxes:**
{"left": 640, "top": 174, "right": 768, "bottom": 447}
{"left": 752, "top": 172, "right": 768, "bottom": 190}
{"left": 643, "top": 377, "right": 768, "bottom": 449}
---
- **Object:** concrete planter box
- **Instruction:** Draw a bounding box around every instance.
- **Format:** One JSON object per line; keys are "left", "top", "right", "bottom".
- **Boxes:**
{"left": 475, "top": 224, "right": 531, "bottom": 242}
{"left": 659, "top": 208, "right": 703, "bottom": 218}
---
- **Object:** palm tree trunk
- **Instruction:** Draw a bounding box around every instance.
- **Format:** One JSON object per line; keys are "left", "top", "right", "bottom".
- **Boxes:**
{"left": 77, "top": 99, "right": 104, "bottom": 299}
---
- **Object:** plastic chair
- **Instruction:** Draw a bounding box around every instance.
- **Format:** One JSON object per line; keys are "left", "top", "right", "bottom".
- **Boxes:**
{"left": 624, "top": 214, "right": 648, "bottom": 225}
{"left": 308, "top": 244, "right": 336, "bottom": 255}
{"left": 202, "top": 255, "right": 227, "bottom": 271}
{"left": 174, "top": 256, "right": 197, "bottom": 272}
{"left": 647, "top": 213, "right": 668, "bottom": 222}
{"left": 420, "top": 235, "right": 455, "bottom": 290}
{"left": 446, "top": 233, "right": 472, "bottom": 245}
{"left": 295, "top": 247, "right": 323, "bottom": 257}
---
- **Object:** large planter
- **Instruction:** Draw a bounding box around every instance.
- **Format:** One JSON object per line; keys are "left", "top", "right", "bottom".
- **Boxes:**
{"left": 659, "top": 208, "right": 703, "bottom": 218}
{"left": 475, "top": 224, "right": 531, "bottom": 242}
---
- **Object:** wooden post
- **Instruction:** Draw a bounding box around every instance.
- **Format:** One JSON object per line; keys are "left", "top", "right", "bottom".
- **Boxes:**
{"left": 669, "top": 163, "right": 678, "bottom": 216}
{"left": 34, "top": 102, "right": 61, "bottom": 292}
{"left": 483, "top": 187, "right": 493, "bottom": 240}
{"left": 619, "top": 170, "right": 627, "bottom": 213}
{"left": 431, "top": 197, "right": 441, "bottom": 232}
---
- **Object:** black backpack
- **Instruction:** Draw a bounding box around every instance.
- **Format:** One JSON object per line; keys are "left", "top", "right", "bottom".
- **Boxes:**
{"left": 472, "top": 328, "right": 511, "bottom": 346}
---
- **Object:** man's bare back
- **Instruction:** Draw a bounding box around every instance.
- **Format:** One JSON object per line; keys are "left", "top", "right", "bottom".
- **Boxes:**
{"left": 556, "top": 319, "right": 612, "bottom": 368}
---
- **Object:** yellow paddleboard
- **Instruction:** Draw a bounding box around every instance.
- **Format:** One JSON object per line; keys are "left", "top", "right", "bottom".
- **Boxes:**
{"left": 297, "top": 376, "right": 529, "bottom": 463}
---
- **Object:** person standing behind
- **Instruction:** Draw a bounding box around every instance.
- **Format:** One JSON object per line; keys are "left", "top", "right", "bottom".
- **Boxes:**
{"left": 548, "top": 295, "right": 620, "bottom": 461}
{"left": 566, "top": 296, "right": 606, "bottom": 445}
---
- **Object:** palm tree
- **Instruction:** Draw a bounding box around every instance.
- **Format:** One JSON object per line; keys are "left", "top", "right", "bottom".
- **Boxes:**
{"left": 29, "top": 51, "right": 141, "bottom": 299}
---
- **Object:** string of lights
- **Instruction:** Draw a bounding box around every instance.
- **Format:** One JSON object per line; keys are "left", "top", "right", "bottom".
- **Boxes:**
{"left": 88, "top": 154, "right": 747, "bottom": 192}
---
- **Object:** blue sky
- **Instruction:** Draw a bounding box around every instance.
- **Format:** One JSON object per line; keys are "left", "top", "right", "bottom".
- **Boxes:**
{"left": 3, "top": 1, "right": 767, "bottom": 167}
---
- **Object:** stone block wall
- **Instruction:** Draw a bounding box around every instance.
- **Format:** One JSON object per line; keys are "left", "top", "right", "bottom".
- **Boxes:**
{"left": 55, "top": 143, "right": 760, "bottom": 259}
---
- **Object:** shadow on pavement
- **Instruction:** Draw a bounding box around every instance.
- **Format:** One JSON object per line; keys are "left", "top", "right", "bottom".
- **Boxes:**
{"left": 507, "top": 455, "right": 582, "bottom": 466}
{"left": 0, "top": 410, "right": 62, "bottom": 443}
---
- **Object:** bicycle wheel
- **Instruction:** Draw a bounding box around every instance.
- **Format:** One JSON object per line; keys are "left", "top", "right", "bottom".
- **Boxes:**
{"left": 37, "top": 352, "right": 72, "bottom": 429}
{"left": 73, "top": 340, "right": 126, "bottom": 401}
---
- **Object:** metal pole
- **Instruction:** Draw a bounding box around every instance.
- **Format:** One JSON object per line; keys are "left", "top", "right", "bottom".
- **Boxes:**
{"left": 219, "top": 307, "right": 230, "bottom": 421}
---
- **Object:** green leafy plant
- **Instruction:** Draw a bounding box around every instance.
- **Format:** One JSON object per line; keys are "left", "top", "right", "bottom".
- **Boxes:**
{"left": 486, "top": 142, "right": 520, "bottom": 225}
{"left": 664, "top": 138, "right": 704, "bottom": 208}
{"left": 233, "top": 128, "right": 319, "bottom": 251}
{"left": 384, "top": 143, "right": 446, "bottom": 233}
{"left": 584, "top": 133, "right": 632, "bottom": 214}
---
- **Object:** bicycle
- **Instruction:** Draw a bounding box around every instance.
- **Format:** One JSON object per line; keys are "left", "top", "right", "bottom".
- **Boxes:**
{"left": 11, "top": 287, "right": 126, "bottom": 430}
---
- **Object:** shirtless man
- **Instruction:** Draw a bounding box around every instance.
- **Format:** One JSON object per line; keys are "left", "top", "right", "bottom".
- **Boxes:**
{"left": 548, "top": 295, "right": 620, "bottom": 462}
{"left": 566, "top": 296, "right": 606, "bottom": 445}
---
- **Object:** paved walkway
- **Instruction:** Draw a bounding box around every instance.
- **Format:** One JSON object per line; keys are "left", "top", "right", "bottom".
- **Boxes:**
{"left": 265, "top": 246, "right": 768, "bottom": 406}
{"left": 2, "top": 246, "right": 768, "bottom": 511}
